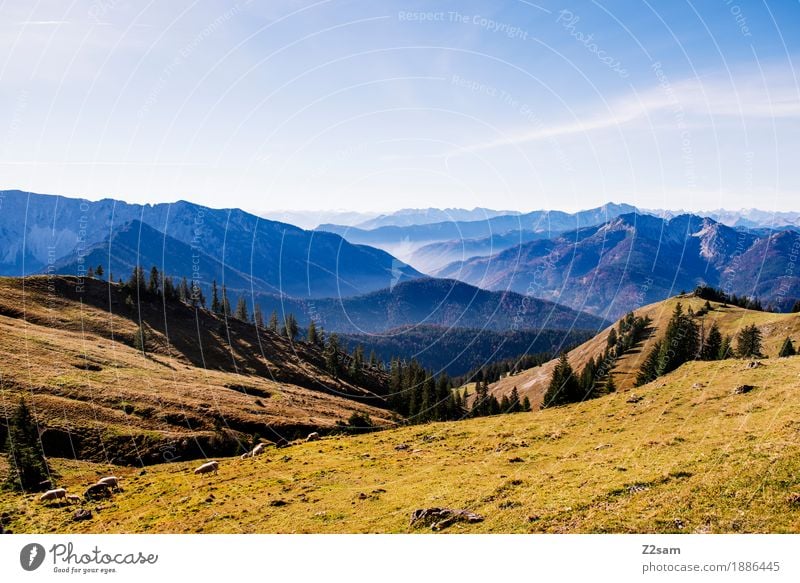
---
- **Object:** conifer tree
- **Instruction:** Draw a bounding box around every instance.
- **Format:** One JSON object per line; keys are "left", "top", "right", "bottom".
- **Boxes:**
{"left": 253, "top": 304, "right": 264, "bottom": 328}
{"left": 719, "top": 335, "right": 733, "bottom": 359}
{"left": 211, "top": 280, "right": 221, "bottom": 314}
{"left": 509, "top": 386, "right": 521, "bottom": 412}
{"left": 284, "top": 313, "right": 299, "bottom": 341}
{"left": 654, "top": 302, "right": 700, "bottom": 376}
{"left": 190, "top": 283, "right": 205, "bottom": 308}
{"left": 235, "top": 296, "right": 249, "bottom": 322}
{"left": 542, "top": 353, "right": 580, "bottom": 408}
{"left": 179, "top": 277, "right": 190, "bottom": 303}
{"left": 521, "top": 396, "right": 532, "bottom": 412}
{"left": 736, "top": 324, "right": 763, "bottom": 358}
{"left": 87, "top": 266, "right": 95, "bottom": 279}
{"left": 268, "top": 310, "right": 279, "bottom": 332}
{"left": 5, "top": 399, "right": 51, "bottom": 491}
{"left": 221, "top": 285, "right": 232, "bottom": 317}
{"left": 96, "top": 264, "right": 104, "bottom": 279}
{"left": 636, "top": 340, "right": 662, "bottom": 386}
{"left": 701, "top": 321, "right": 723, "bottom": 360}
{"left": 148, "top": 266, "right": 160, "bottom": 295}
{"left": 779, "top": 337, "right": 796, "bottom": 357}
{"left": 307, "top": 319, "right": 318, "bottom": 344}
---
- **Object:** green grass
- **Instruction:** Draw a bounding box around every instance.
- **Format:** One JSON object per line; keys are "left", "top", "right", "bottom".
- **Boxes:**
{"left": 3, "top": 355, "right": 800, "bottom": 533}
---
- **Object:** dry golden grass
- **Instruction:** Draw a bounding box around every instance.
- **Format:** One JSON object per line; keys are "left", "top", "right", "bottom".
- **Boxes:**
{"left": 491, "top": 295, "right": 800, "bottom": 407}
{"left": 3, "top": 353, "right": 800, "bottom": 533}
{"left": 0, "top": 276, "right": 394, "bottom": 463}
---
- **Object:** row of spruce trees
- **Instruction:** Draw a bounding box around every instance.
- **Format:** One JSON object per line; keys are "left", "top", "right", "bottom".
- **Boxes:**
{"left": 542, "top": 312, "right": 652, "bottom": 408}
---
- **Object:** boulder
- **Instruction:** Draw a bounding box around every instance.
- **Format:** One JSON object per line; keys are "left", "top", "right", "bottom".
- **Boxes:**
{"left": 73, "top": 509, "right": 92, "bottom": 522}
{"left": 409, "top": 508, "right": 484, "bottom": 531}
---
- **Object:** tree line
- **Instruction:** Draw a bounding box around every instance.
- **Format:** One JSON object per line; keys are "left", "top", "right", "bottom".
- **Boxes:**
{"left": 542, "top": 312, "right": 651, "bottom": 408}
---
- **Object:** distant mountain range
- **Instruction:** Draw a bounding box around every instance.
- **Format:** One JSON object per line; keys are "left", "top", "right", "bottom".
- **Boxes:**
{"left": 648, "top": 207, "right": 800, "bottom": 230}
{"left": 3, "top": 189, "right": 797, "bottom": 335}
{"left": 318, "top": 203, "right": 638, "bottom": 270}
{"left": 436, "top": 212, "right": 800, "bottom": 319}
{"left": 0, "top": 190, "right": 421, "bottom": 299}
{"left": 353, "top": 207, "right": 518, "bottom": 230}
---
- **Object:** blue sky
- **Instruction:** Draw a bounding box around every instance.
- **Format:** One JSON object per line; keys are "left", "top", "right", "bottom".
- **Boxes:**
{"left": 1, "top": 0, "right": 798, "bottom": 213}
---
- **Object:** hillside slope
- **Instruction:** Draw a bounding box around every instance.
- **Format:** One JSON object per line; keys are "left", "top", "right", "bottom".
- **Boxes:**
{"left": 3, "top": 354, "right": 799, "bottom": 533}
{"left": 489, "top": 295, "right": 800, "bottom": 408}
{"left": 0, "top": 276, "right": 394, "bottom": 464}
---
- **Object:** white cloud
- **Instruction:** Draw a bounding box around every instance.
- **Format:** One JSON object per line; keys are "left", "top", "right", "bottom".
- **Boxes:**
{"left": 449, "top": 66, "right": 800, "bottom": 156}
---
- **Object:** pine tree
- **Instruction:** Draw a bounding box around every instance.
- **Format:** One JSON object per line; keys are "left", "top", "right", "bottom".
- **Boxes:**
{"left": 128, "top": 266, "right": 146, "bottom": 293}
{"left": 96, "top": 264, "right": 104, "bottom": 279}
{"left": 719, "top": 335, "right": 733, "bottom": 359}
{"left": 521, "top": 396, "right": 532, "bottom": 412}
{"left": 655, "top": 302, "right": 700, "bottom": 376}
{"left": 636, "top": 340, "right": 662, "bottom": 386}
{"left": 190, "top": 283, "right": 205, "bottom": 308}
{"left": 211, "top": 280, "right": 221, "bottom": 314}
{"left": 163, "top": 276, "right": 176, "bottom": 301}
{"left": 470, "top": 380, "right": 490, "bottom": 417}
{"left": 87, "top": 266, "right": 95, "bottom": 279}
{"left": 736, "top": 324, "right": 763, "bottom": 358}
{"left": 779, "top": 337, "right": 796, "bottom": 357}
{"left": 792, "top": 300, "right": 800, "bottom": 313}
{"left": 253, "top": 304, "right": 264, "bottom": 328}
{"left": 435, "top": 374, "right": 451, "bottom": 420}
{"left": 148, "top": 266, "right": 160, "bottom": 296}
{"left": 542, "top": 353, "right": 580, "bottom": 408}
{"left": 221, "top": 285, "right": 232, "bottom": 317}
{"left": 307, "top": 319, "right": 318, "bottom": 344}
{"left": 284, "top": 313, "right": 299, "bottom": 341}
{"left": 604, "top": 373, "right": 617, "bottom": 393}
{"left": 701, "top": 321, "right": 723, "bottom": 360}
{"left": 607, "top": 327, "right": 618, "bottom": 348}
{"left": 179, "top": 277, "right": 190, "bottom": 303}
{"left": 5, "top": 399, "right": 51, "bottom": 491}
{"left": 509, "top": 386, "right": 521, "bottom": 412}
{"left": 268, "top": 310, "right": 279, "bottom": 332}
{"left": 235, "top": 296, "right": 249, "bottom": 322}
